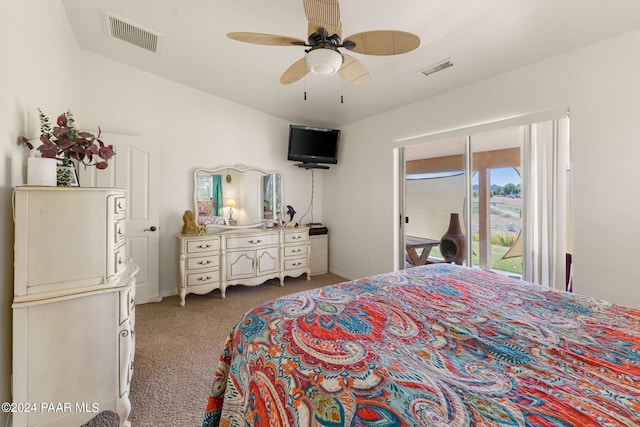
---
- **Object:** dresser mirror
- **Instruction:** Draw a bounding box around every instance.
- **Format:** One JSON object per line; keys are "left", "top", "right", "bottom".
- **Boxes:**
{"left": 193, "top": 165, "right": 283, "bottom": 229}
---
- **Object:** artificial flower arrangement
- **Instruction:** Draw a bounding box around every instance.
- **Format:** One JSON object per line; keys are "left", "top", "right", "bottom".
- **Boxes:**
{"left": 19, "top": 109, "right": 115, "bottom": 169}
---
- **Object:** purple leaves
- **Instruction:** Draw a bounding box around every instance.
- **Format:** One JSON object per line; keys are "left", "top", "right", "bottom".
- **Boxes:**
{"left": 18, "top": 136, "right": 34, "bottom": 150}
{"left": 19, "top": 110, "right": 115, "bottom": 169}
{"left": 56, "top": 113, "right": 68, "bottom": 127}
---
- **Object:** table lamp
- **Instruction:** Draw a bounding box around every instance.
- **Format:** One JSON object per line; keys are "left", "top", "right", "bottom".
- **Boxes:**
{"left": 225, "top": 199, "right": 236, "bottom": 221}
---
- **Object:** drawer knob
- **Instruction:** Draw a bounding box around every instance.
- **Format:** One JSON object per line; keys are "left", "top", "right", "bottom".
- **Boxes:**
{"left": 292, "top": 236, "right": 302, "bottom": 240}
{"left": 293, "top": 249, "right": 301, "bottom": 253}
{"left": 292, "top": 262, "right": 301, "bottom": 267}
{"left": 248, "top": 239, "right": 262, "bottom": 244}
{"left": 197, "top": 260, "right": 212, "bottom": 265}
{"left": 197, "top": 244, "right": 212, "bottom": 249}
{"left": 197, "top": 276, "right": 212, "bottom": 281}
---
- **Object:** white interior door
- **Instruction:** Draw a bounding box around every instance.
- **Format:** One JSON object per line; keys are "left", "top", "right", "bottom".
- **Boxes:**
{"left": 78, "top": 133, "right": 161, "bottom": 304}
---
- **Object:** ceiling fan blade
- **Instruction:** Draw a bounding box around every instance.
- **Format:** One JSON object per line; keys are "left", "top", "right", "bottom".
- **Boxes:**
{"left": 303, "top": 0, "right": 341, "bottom": 36}
{"left": 227, "top": 32, "right": 305, "bottom": 46}
{"left": 280, "top": 57, "right": 310, "bottom": 84}
{"left": 344, "top": 30, "right": 420, "bottom": 55}
{"left": 339, "top": 54, "right": 372, "bottom": 87}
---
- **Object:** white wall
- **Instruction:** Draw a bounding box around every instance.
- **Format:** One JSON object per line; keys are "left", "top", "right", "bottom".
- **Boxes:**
{"left": 0, "top": 1, "right": 83, "bottom": 423}
{"left": 325, "top": 29, "right": 640, "bottom": 309}
{"left": 75, "top": 50, "right": 324, "bottom": 297}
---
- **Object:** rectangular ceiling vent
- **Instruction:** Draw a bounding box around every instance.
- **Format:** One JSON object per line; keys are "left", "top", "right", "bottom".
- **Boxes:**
{"left": 104, "top": 12, "right": 161, "bottom": 54}
{"left": 419, "top": 60, "right": 453, "bottom": 77}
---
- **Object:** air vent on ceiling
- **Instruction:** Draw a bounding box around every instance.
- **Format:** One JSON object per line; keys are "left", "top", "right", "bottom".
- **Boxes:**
{"left": 104, "top": 12, "right": 161, "bottom": 54}
{"left": 419, "top": 60, "right": 453, "bottom": 77}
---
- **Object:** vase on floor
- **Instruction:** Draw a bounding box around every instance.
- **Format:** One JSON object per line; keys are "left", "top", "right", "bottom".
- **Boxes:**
{"left": 440, "top": 213, "right": 465, "bottom": 265}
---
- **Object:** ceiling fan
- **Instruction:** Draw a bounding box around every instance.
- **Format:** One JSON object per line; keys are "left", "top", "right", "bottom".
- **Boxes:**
{"left": 227, "top": 0, "right": 420, "bottom": 87}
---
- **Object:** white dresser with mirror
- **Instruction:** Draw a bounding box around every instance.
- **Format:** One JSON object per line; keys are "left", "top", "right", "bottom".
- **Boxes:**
{"left": 176, "top": 165, "right": 311, "bottom": 305}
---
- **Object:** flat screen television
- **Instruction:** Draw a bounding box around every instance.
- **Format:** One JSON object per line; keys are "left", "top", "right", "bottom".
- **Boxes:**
{"left": 287, "top": 124, "right": 340, "bottom": 169}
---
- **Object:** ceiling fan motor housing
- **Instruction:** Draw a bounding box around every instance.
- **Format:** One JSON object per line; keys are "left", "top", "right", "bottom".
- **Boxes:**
{"left": 308, "top": 28, "right": 341, "bottom": 46}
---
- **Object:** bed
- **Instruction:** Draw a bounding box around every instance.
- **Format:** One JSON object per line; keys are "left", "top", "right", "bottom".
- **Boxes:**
{"left": 203, "top": 264, "right": 640, "bottom": 426}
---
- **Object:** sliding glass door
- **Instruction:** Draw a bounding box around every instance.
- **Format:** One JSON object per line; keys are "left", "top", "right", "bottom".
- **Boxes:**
{"left": 400, "top": 115, "right": 570, "bottom": 289}
{"left": 469, "top": 127, "right": 523, "bottom": 276}
{"left": 404, "top": 137, "right": 468, "bottom": 266}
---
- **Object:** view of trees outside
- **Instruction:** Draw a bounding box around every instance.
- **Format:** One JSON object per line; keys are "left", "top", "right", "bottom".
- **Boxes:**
{"left": 477, "top": 182, "right": 520, "bottom": 198}
{"left": 472, "top": 167, "right": 522, "bottom": 275}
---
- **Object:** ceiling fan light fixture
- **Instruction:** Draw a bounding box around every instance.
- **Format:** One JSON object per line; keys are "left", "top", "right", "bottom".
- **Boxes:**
{"left": 306, "top": 48, "right": 343, "bottom": 76}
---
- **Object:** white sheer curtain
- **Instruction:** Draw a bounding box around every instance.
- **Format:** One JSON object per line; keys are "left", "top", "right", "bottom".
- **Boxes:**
{"left": 522, "top": 117, "right": 570, "bottom": 288}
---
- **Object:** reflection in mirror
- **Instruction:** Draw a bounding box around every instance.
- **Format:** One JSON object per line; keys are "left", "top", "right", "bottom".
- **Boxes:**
{"left": 262, "top": 173, "right": 281, "bottom": 221}
{"left": 194, "top": 165, "right": 283, "bottom": 229}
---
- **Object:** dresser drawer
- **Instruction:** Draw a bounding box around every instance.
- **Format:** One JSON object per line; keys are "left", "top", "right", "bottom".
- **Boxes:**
{"left": 119, "top": 283, "right": 135, "bottom": 325}
{"left": 114, "top": 245, "right": 127, "bottom": 275}
{"left": 284, "top": 230, "right": 308, "bottom": 244}
{"left": 187, "top": 255, "right": 219, "bottom": 270}
{"left": 113, "top": 196, "right": 126, "bottom": 217}
{"left": 226, "top": 233, "right": 279, "bottom": 249}
{"left": 284, "top": 258, "right": 307, "bottom": 270}
{"left": 284, "top": 244, "right": 307, "bottom": 258}
{"left": 187, "top": 238, "right": 220, "bottom": 253}
{"left": 114, "top": 219, "right": 126, "bottom": 246}
{"left": 186, "top": 270, "right": 219, "bottom": 287}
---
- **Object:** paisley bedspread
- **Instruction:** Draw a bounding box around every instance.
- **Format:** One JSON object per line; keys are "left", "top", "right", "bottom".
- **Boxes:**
{"left": 203, "top": 264, "right": 640, "bottom": 426}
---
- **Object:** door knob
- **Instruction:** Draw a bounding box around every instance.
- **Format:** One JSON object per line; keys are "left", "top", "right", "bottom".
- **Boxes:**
{"left": 144, "top": 226, "right": 158, "bottom": 232}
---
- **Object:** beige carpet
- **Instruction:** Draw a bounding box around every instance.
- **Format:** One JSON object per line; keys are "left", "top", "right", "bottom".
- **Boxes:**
{"left": 83, "top": 273, "right": 346, "bottom": 427}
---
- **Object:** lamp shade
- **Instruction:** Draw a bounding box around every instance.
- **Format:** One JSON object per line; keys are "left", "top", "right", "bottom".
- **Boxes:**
{"left": 306, "top": 48, "right": 343, "bottom": 76}
{"left": 225, "top": 199, "right": 236, "bottom": 207}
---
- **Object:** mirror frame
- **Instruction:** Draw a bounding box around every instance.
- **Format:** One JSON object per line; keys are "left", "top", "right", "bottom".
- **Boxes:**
{"left": 193, "top": 164, "right": 284, "bottom": 230}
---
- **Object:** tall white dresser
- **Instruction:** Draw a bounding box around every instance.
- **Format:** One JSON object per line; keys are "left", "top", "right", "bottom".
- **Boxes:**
{"left": 11, "top": 187, "right": 139, "bottom": 427}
